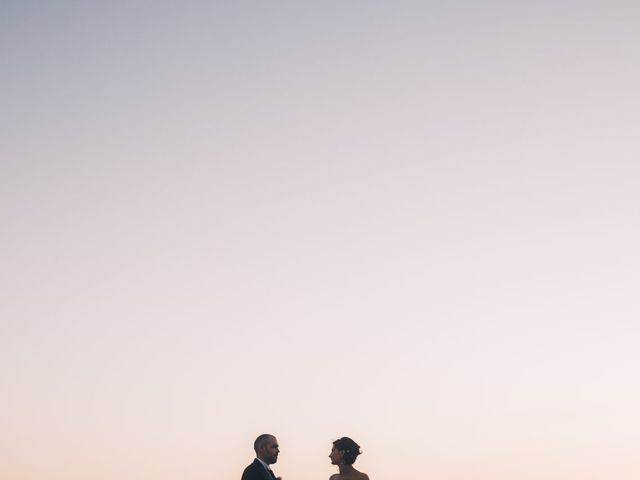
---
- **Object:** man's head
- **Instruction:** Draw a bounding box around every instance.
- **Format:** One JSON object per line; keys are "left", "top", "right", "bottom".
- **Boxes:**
{"left": 254, "top": 434, "right": 279, "bottom": 465}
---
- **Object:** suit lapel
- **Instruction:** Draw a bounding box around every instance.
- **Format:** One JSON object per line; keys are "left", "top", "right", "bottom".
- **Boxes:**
{"left": 255, "top": 459, "right": 273, "bottom": 480}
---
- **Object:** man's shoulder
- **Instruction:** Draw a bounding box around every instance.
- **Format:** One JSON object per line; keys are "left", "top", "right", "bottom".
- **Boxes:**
{"left": 241, "top": 460, "right": 262, "bottom": 480}
{"left": 245, "top": 459, "right": 261, "bottom": 468}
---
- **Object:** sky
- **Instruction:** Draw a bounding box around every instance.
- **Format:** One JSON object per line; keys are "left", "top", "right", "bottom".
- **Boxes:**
{"left": 1, "top": 2, "right": 639, "bottom": 480}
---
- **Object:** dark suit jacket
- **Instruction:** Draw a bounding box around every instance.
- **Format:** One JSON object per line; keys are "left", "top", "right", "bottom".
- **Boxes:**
{"left": 242, "top": 459, "right": 276, "bottom": 480}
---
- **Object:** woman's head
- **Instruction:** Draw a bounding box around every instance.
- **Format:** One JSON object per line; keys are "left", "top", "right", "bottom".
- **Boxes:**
{"left": 330, "top": 437, "right": 361, "bottom": 465}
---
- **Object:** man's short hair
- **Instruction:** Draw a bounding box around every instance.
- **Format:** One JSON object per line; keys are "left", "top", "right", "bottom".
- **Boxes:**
{"left": 254, "top": 434, "right": 274, "bottom": 453}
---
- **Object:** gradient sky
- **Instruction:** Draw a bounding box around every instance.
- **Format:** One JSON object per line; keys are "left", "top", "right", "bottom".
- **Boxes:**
{"left": 2, "top": 2, "right": 639, "bottom": 480}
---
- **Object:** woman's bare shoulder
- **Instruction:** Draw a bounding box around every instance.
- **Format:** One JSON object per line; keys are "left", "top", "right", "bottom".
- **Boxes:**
{"left": 330, "top": 472, "right": 368, "bottom": 480}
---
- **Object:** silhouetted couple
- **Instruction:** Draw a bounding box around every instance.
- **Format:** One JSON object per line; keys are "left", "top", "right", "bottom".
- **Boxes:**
{"left": 242, "top": 434, "right": 369, "bottom": 480}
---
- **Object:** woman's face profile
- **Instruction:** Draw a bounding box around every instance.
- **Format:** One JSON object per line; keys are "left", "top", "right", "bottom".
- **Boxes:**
{"left": 329, "top": 445, "right": 343, "bottom": 465}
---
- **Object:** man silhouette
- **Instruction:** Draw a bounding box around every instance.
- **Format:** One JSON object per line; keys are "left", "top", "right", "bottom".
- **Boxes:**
{"left": 241, "top": 434, "right": 281, "bottom": 480}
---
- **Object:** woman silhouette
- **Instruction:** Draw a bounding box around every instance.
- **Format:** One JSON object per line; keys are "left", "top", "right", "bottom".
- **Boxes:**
{"left": 328, "top": 437, "right": 369, "bottom": 480}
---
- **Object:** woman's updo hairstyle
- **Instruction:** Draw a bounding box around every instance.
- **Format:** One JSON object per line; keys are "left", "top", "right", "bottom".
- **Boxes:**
{"left": 333, "top": 437, "right": 362, "bottom": 465}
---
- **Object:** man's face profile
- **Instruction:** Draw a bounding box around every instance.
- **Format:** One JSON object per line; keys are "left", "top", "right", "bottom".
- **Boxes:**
{"left": 258, "top": 436, "right": 279, "bottom": 465}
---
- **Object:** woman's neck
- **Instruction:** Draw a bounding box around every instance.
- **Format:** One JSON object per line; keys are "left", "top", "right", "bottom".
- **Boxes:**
{"left": 338, "top": 464, "right": 355, "bottom": 475}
